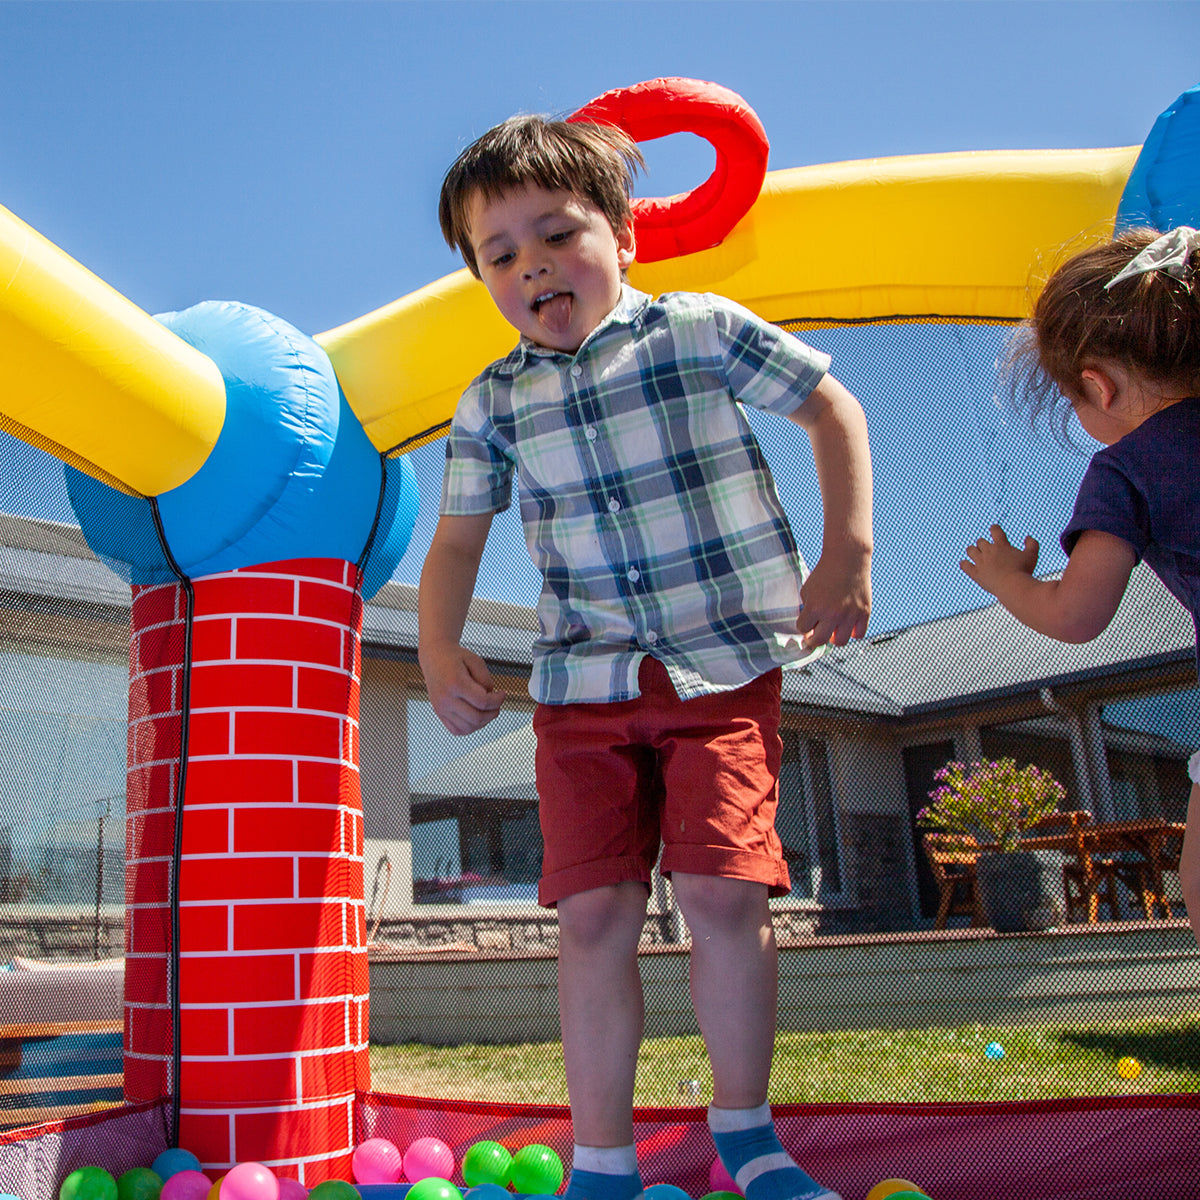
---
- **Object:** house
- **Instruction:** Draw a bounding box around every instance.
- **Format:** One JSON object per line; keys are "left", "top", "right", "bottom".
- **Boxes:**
{"left": 2, "top": 511, "right": 1195, "bottom": 949}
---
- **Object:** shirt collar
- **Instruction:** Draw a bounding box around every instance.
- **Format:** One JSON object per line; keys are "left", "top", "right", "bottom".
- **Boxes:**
{"left": 516, "top": 284, "right": 650, "bottom": 364}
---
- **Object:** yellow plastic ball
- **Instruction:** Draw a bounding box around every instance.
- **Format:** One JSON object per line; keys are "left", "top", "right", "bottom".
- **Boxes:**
{"left": 1117, "top": 1055, "right": 1142, "bottom": 1080}
{"left": 865, "top": 1182, "right": 928, "bottom": 1200}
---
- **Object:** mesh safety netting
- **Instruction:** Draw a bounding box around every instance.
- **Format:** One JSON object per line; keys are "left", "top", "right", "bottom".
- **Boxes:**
{"left": 1, "top": 320, "right": 1198, "bottom": 1198}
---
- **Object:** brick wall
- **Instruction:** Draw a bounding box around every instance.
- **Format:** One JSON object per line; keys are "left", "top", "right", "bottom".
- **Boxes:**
{"left": 126, "top": 558, "right": 370, "bottom": 1183}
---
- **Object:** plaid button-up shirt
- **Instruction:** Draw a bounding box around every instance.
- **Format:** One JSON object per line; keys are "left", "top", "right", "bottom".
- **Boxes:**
{"left": 440, "top": 286, "right": 832, "bottom": 704}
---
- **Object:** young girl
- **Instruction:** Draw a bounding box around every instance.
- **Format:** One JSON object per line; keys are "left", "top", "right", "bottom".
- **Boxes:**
{"left": 960, "top": 225, "right": 1200, "bottom": 948}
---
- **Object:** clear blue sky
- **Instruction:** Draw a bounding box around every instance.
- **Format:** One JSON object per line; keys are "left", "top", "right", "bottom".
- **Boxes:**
{"left": 4, "top": 1, "right": 1199, "bottom": 634}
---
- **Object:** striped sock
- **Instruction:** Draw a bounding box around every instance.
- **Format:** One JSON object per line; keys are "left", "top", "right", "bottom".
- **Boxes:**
{"left": 708, "top": 1104, "right": 840, "bottom": 1200}
{"left": 562, "top": 1145, "right": 644, "bottom": 1200}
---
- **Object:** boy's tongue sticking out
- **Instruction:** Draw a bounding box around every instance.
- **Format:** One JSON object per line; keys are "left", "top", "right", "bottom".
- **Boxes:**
{"left": 536, "top": 292, "right": 573, "bottom": 336}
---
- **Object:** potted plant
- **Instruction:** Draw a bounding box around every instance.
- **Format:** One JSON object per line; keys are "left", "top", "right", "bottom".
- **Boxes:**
{"left": 918, "top": 757, "right": 1068, "bottom": 931}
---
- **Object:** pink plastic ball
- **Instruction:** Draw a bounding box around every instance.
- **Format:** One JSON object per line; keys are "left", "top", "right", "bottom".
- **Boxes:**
{"left": 275, "top": 1182, "right": 307, "bottom": 1200}
{"left": 162, "top": 1173, "right": 212, "bottom": 1200}
{"left": 404, "top": 1138, "right": 455, "bottom": 1184}
{"left": 353, "top": 1139, "right": 404, "bottom": 1185}
{"left": 709, "top": 1161, "right": 740, "bottom": 1196}
{"left": 219, "top": 1165, "right": 278, "bottom": 1200}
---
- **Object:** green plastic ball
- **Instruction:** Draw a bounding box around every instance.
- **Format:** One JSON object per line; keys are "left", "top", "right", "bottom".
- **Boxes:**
{"left": 507, "top": 1147, "right": 563, "bottom": 1196}
{"left": 700, "top": 1193, "right": 742, "bottom": 1200}
{"left": 306, "top": 1183, "right": 359, "bottom": 1200}
{"left": 885, "top": 1193, "right": 930, "bottom": 1200}
{"left": 61, "top": 1169, "right": 119, "bottom": 1200}
{"left": 117, "top": 1171, "right": 163, "bottom": 1200}
{"left": 406, "top": 1180, "right": 463, "bottom": 1200}
{"left": 462, "top": 1143, "right": 513, "bottom": 1189}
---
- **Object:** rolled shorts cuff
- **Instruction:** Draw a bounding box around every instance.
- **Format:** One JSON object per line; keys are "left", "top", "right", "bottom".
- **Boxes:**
{"left": 1189, "top": 750, "right": 1200, "bottom": 785}
{"left": 538, "top": 855, "right": 653, "bottom": 908}
{"left": 659, "top": 844, "right": 791, "bottom": 898}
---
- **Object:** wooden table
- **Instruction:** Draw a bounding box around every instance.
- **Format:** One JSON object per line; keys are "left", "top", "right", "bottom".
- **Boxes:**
{"left": 1014, "top": 818, "right": 1186, "bottom": 923}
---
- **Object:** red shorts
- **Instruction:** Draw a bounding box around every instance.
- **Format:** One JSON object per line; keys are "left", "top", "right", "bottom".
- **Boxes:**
{"left": 534, "top": 657, "right": 791, "bottom": 906}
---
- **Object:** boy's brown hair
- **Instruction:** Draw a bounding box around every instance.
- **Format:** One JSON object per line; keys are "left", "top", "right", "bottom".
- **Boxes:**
{"left": 439, "top": 115, "right": 644, "bottom": 279}
{"left": 1005, "top": 227, "right": 1200, "bottom": 442}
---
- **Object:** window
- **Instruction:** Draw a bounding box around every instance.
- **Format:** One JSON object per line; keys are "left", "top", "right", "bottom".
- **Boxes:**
{"left": 777, "top": 731, "right": 843, "bottom": 901}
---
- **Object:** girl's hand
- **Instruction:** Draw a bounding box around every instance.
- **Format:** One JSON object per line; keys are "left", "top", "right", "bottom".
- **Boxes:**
{"left": 961, "top": 525, "right": 1039, "bottom": 595}
{"left": 960, "top": 526, "right": 1136, "bottom": 643}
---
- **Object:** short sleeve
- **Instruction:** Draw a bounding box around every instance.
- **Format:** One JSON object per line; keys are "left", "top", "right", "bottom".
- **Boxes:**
{"left": 439, "top": 388, "right": 515, "bottom": 517}
{"left": 708, "top": 295, "right": 831, "bottom": 416}
{"left": 1061, "top": 454, "right": 1149, "bottom": 561}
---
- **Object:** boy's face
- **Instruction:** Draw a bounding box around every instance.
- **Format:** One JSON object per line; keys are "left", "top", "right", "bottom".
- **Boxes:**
{"left": 467, "top": 183, "right": 635, "bottom": 354}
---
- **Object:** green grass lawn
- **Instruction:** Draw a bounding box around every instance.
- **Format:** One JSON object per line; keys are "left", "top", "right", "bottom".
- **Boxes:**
{"left": 370, "top": 1014, "right": 1200, "bottom": 1106}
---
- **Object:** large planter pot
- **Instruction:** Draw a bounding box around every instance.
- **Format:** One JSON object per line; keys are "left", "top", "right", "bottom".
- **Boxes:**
{"left": 976, "top": 849, "right": 1065, "bottom": 932}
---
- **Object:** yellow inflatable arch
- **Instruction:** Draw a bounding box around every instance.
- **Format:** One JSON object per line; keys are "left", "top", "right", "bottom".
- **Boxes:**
{"left": 318, "top": 144, "right": 1137, "bottom": 456}
{"left": 0, "top": 90, "right": 1138, "bottom": 492}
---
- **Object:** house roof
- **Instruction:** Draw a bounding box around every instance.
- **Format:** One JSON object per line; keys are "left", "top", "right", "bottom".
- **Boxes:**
{"left": 786, "top": 563, "right": 1194, "bottom": 719}
{"left": 3, "top": 513, "right": 1194, "bottom": 723}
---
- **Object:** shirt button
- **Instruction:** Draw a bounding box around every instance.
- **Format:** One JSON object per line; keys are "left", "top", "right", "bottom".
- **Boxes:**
{"left": 607, "top": 498, "right": 621, "bottom": 513}
{"left": 627, "top": 567, "right": 640, "bottom": 582}
{"left": 571, "top": 364, "right": 583, "bottom": 378}
{"left": 645, "top": 630, "right": 658, "bottom": 644}
{"left": 585, "top": 426, "right": 598, "bottom": 441}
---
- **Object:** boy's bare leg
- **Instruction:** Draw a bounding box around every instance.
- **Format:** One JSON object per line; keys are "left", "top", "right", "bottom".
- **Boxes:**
{"left": 672, "top": 872, "right": 776, "bottom": 1107}
{"left": 558, "top": 881, "right": 650, "bottom": 1146}
{"left": 673, "top": 872, "right": 839, "bottom": 1200}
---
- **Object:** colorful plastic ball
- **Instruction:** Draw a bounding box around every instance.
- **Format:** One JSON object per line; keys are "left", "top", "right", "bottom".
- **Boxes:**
{"left": 406, "top": 1180, "right": 462, "bottom": 1200}
{"left": 353, "top": 1139, "right": 404, "bottom": 1185}
{"left": 118, "top": 1169, "right": 164, "bottom": 1200}
{"left": 61, "top": 1169, "right": 118, "bottom": 1200}
{"left": 507, "top": 1147, "right": 563, "bottom": 1196}
{"left": 206, "top": 1181, "right": 223, "bottom": 1200}
{"left": 1118, "top": 1055, "right": 1142, "bottom": 1080}
{"left": 405, "top": 1139, "right": 456, "bottom": 1185}
{"left": 700, "top": 1193, "right": 741, "bottom": 1200}
{"left": 275, "top": 1181, "right": 307, "bottom": 1200}
{"left": 882, "top": 1193, "right": 931, "bottom": 1200}
{"left": 645, "top": 1187, "right": 691, "bottom": 1200}
{"left": 465, "top": 1187, "right": 511, "bottom": 1200}
{"left": 707, "top": 1161, "right": 739, "bottom": 1196}
{"left": 984, "top": 1042, "right": 1005, "bottom": 1060}
{"left": 153, "top": 1154, "right": 204, "bottom": 1184}
{"left": 462, "top": 1142, "right": 513, "bottom": 1189}
{"left": 865, "top": 1183, "right": 927, "bottom": 1200}
{"left": 220, "top": 1163, "right": 278, "bottom": 1200}
{"left": 160, "top": 1173, "right": 212, "bottom": 1200}
{"left": 306, "top": 1184, "right": 359, "bottom": 1200}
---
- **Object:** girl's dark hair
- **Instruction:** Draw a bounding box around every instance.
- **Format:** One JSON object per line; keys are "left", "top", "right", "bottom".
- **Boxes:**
{"left": 1004, "top": 227, "right": 1200, "bottom": 443}
{"left": 439, "top": 115, "right": 644, "bottom": 279}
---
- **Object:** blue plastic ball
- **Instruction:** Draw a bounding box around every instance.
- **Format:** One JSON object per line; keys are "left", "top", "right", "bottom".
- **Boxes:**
{"left": 151, "top": 1153, "right": 203, "bottom": 1184}
{"left": 985, "top": 1041, "right": 1005, "bottom": 1060}
{"left": 465, "top": 1188, "right": 511, "bottom": 1200}
{"left": 645, "top": 1187, "right": 691, "bottom": 1200}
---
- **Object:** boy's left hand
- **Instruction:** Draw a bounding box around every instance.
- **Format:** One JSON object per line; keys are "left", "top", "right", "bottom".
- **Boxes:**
{"left": 798, "top": 547, "right": 872, "bottom": 649}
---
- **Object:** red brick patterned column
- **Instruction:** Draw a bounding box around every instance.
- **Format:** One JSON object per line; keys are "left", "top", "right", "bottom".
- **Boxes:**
{"left": 126, "top": 558, "right": 370, "bottom": 1183}
{"left": 126, "top": 579, "right": 188, "bottom": 1104}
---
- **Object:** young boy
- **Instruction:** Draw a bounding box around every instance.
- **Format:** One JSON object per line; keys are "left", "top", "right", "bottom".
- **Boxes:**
{"left": 419, "top": 115, "right": 873, "bottom": 1200}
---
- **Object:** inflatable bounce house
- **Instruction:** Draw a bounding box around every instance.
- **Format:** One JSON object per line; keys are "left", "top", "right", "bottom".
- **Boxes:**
{"left": 1, "top": 76, "right": 1199, "bottom": 1200}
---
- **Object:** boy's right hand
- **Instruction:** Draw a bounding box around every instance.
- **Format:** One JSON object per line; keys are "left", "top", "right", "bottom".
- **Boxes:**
{"left": 421, "top": 643, "right": 505, "bottom": 735}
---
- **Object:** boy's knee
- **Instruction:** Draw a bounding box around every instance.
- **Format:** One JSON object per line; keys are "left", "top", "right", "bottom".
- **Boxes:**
{"left": 672, "top": 873, "right": 770, "bottom": 930}
{"left": 558, "top": 882, "right": 649, "bottom": 950}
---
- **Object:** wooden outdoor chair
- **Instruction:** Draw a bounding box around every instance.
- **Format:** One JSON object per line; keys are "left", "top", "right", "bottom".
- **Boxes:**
{"left": 923, "top": 833, "right": 985, "bottom": 929}
{"left": 1027, "top": 810, "right": 1142, "bottom": 921}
